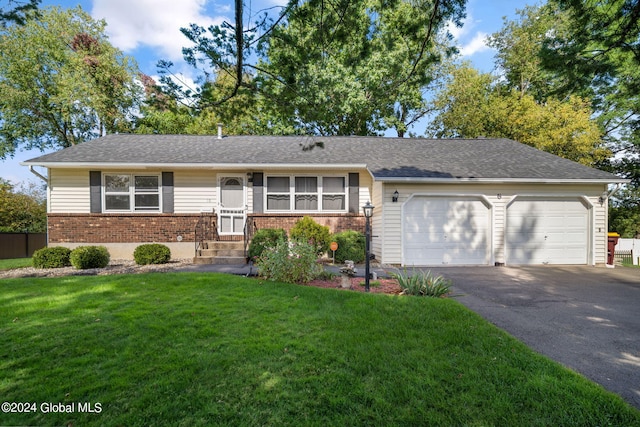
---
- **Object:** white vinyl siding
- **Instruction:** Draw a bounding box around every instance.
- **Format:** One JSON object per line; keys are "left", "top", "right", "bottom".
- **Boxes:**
{"left": 49, "top": 169, "right": 91, "bottom": 213}
{"left": 174, "top": 171, "right": 216, "bottom": 213}
{"left": 370, "top": 181, "right": 384, "bottom": 262}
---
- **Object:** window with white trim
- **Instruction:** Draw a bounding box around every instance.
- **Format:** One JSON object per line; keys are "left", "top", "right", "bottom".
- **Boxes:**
{"left": 266, "top": 175, "right": 346, "bottom": 212}
{"left": 104, "top": 174, "right": 161, "bottom": 212}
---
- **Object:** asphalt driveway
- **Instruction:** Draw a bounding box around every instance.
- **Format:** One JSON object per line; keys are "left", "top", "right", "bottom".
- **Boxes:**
{"left": 427, "top": 265, "right": 640, "bottom": 410}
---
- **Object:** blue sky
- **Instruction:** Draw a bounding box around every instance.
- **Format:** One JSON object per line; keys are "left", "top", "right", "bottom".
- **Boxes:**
{"left": 2, "top": 0, "right": 533, "bottom": 185}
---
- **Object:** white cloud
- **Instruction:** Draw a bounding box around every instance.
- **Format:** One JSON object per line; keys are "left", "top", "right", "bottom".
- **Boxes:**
{"left": 459, "top": 31, "right": 491, "bottom": 56}
{"left": 91, "top": 0, "right": 227, "bottom": 61}
{"left": 446, "top": 12, "right": 493, "bottom": 58}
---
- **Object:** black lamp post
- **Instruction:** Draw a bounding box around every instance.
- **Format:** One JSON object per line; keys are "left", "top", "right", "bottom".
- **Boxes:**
{"left": 362, "top": 201, "right": 375, "bottom": 292}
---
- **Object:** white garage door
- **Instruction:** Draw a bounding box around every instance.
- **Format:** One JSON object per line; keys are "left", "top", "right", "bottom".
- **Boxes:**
{"left": 506, "top": 198, "right": 589, "bottom": 265}
{"left": 403, "top": 196, "right": 491, "bottom": 266}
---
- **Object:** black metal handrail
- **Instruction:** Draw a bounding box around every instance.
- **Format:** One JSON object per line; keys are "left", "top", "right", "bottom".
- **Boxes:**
{"left": 194, "top": 212, "right": 217, "bottom": 257}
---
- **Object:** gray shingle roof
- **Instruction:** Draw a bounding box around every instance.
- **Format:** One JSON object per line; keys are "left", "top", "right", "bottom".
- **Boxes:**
{"left": 22, "top": 134, "right": 622, "bottom": 182}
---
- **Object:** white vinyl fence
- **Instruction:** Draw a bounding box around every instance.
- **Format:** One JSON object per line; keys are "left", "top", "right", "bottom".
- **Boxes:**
{"left": 615, "top": 238, "right": 640, "bottom": 265}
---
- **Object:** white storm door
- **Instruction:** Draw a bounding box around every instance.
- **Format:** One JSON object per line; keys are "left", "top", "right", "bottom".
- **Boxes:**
{"left": 506, "top": 198, "right": 589, "bottom": 265}
{"left": 218, "top": 176, "right": 245, "bottom": 234}
{"left": 403, "top": 196, "right": 491, "bottom": 266}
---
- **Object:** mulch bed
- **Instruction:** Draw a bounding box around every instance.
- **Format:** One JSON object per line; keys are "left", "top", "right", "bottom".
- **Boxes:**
{"left": 303, "top": 276, "right": 402, "bottom": 294}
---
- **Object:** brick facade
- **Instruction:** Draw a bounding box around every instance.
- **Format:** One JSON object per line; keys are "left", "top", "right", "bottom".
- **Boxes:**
{"left": 48, "top": 213, "right": 365, "bottom": 244}
{"left": 48, "top": 213, "right": 203, "bottom": 243}
{"left": 249, "top": 213, "right": 365, "bottom": 234}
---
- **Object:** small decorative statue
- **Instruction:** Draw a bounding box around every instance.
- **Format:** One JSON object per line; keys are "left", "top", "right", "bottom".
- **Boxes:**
{"left": 339, "top": 260, "right": 357, "bottom": 289}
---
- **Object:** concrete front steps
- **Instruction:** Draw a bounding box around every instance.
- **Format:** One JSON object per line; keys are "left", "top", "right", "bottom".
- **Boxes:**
{"left": 193, "top": 241, "right": 247, "bottom": 265}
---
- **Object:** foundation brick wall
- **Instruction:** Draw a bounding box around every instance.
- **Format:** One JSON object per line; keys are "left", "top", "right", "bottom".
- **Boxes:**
{"left": 48, "top": 213, "right": 365, "bottom": 244}
{"left": 249, "top": 214, "right": 365, "bottom": 234}
{"left": 48, "top": 213, "right": 204, "bottom": 243}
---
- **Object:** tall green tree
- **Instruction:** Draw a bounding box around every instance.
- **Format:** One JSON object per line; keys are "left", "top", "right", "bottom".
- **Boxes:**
{"left": 429, "top": 63, "right": 607, "bottom": 166}
{"left": 136, "top": 69, "right": 265, "bottom": 135}
{"left": 0, "top": 0, "right": 40, "bottom": 27}
{"left": 540, "top": 0, "right": 640, "bottom": 182}
{"left": 486, "top": 3, "right": 569, "bottom": 100}
{"left": 167, "top": 0, "right": 466, "bottom": 137}
{"left": 0, "top": 6, "right": 142, "bottom": 159}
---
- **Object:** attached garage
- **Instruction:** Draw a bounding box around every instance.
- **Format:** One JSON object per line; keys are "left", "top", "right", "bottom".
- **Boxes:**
{"left": 403, "top": 196, "right": 492, "bottom": 266}
{"left": 506, "top": 197, "right": 590, "bottom": 265}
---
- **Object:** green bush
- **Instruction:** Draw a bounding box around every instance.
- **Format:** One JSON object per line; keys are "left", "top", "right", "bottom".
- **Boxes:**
{"left": 134, "top": 243, "right": 171, "bottom": 265}
{"left": 391, "top": 269, "right": 452, "bottom": 297}
{"left": 248, "top": 228, "right": 287, "bottom": 260}
{"left": 255, "top": 238, "right": 324, "bottom": 284}
{"left": 32, "top": 246, "right": 72, "bottom": 269}
{"left": 70, "top": 246, "right": 110, "bottom": 269}
{"left": 290, "top": 216, "right": 331, "bottom": 256}
{"left": 332, "top": 230, "right": 366, "bottom": 263}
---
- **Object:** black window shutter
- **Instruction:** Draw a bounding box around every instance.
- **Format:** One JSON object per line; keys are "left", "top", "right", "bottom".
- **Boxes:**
{"left": 253, "top": 172, "right": 264, "bottom": 213}
{"left": 348, "top": 173, "right": 359, "bottom": 214}
{"left": 90, "top": 171, "right": 101, "bottom": 213}
{"left": 162, "top": 172, "right": 174, "bottom": 213}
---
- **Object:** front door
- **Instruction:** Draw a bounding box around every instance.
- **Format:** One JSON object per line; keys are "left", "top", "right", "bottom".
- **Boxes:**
{"left": 218, "top": 176, "right": 245, "bottom": 235}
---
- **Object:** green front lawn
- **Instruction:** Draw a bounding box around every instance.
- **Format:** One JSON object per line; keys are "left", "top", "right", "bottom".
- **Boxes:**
{"left": 1, "top": 273, "right": 638, "bottom": 426}
{"left": 0, "top": 257, "right": 32, "bottom": 270}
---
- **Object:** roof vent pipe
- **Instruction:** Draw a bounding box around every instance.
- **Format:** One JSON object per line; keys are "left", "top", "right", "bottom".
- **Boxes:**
{"left": 217, "top": 123, "right": 223, "bottom": 139}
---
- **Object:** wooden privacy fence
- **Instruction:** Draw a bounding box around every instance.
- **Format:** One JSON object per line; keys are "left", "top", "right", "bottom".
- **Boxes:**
{"left": 0, "top": 233, "right": 46, "bottom": 259}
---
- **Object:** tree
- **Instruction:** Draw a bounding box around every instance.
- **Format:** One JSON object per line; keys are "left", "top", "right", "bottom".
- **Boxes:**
{"left": 0, "top": 0, "right": 40, "bottom": 27}
{"left": 486, "top": 3, "right": 569, "bottom": 100}
{"left": 166, "top": 0, "right": 466, "bottom": 137}
{"left": 540, "top": 0, "right": 640, "bottom": 181}
{"left": 0, "top": 178, "right": 46, "bottom": 232}
{"left": 429, "top": 63, "right": 608, "bottom": 165}
{"left": 609, "top": 187, "right": 640, "bottom": 237}
{"left": 136, "top": 69, "right": 266, "bottom": 135}
{"left": 0, "top": 6, "right": 142, "bottom": 159}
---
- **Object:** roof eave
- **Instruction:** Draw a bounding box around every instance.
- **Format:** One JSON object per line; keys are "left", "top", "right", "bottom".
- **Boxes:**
{"left": 374, "top": 177, "right": 630, "bottom": 184}
{"left": 20, "top": 162, "right": 369, "bottom": 170}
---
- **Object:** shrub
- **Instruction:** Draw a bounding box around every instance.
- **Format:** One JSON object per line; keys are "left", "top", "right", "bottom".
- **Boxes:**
{"left": 248, "top": 228, "right": 287, "bottom": 260}
{"left": 332, "top": 230, "right": 366, "bottom": 263}
{"left": 32, "top": 246, "right": 71, "bottom": 269}
{"left": 70, "top": 246, "right": 110, "bottom": 269}
{"left": 134, "top": 243, "right": 171, "bottom": 265}
{"left": 290, "top": 216, "right": 331, "bottom": 256}
{"left": 391, "top": 269, "right": 452, "bottom": 297}
{"left": 255, "top": 238, "right": 324, "bottom": 284}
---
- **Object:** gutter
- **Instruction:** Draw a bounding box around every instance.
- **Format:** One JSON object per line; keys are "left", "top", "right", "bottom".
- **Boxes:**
{"left": 374, "top": 177, "right": 631, "bottom": 184}
{"left": 20, "top": 162, "right": 369, "bottom": 170}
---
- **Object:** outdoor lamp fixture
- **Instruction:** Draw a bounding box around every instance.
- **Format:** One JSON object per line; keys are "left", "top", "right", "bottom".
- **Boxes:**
{"left": 362, "top": 201, "right": 375, "bottom": 292}
{"left": 599, "top": 192, "right": 608, "bottom": 206}
{"left": 392, "top": 190, "right": 399, "bottom": 203}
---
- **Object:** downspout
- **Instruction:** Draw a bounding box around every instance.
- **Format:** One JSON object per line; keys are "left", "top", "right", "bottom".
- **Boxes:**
{"left": 28, "top": 165, "right": 49, "bottom": 248}
{"left": 29, "top": 166, "right": 47, "bottom": 182}
{"left": 607, "top": 183, "right": 623, "bottom": 199}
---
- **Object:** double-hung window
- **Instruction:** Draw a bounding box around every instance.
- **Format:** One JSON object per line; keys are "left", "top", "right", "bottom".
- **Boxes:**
{"left": 266, "top": 175, "right": 346, "bottom": 212}
{"left": 322, "top": 177, "right": 346, "bottom": 210}
{"left": 295, "top": 177, "right": 318, "bottom": 210}
{"left": 266, "top": 176, "right": 290, "bottom": 210}
{"left": 104, "top": 174, "right": 160, "bottom": 212}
